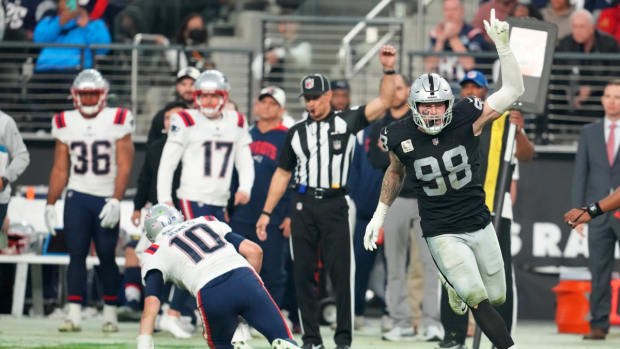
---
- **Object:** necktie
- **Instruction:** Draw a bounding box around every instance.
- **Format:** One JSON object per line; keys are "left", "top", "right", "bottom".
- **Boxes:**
{"left": 608, "top": 123, "right": 616, "bottom": 166}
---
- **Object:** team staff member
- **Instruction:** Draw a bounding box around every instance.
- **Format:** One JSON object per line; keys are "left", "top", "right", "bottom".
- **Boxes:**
{"left": 0, "top": 110, "right": 30, "bottom": 224}
{"left": 256, "top": 45, "right": 397, "bottom": 349}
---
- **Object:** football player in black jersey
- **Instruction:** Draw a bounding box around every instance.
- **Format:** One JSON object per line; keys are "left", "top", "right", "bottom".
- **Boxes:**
{"left": 364, "top": 9, "right": 524, "bottom": 349}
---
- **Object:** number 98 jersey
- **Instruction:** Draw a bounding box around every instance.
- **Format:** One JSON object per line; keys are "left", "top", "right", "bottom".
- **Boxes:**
{"left": 51, "top": 107, "right": 135, "bottom": 197}
{"left": 381, "top": 97, "right": 490, "bottom": 237}
{"left": 140, "top": 216, "right": 251, "bottom": 295}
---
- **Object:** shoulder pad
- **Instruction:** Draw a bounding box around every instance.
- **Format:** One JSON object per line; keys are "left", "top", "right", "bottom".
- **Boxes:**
{"left": 113, "top": 108, "right": 129, "bottom": 125}
{"left": 54, "top": 111, "right": 67, "bottom": 129}
{"left": 177, "top": 110, "right": 195, "bottom": 127}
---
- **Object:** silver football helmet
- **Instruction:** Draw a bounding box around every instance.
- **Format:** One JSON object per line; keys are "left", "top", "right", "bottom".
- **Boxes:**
{"left": 193, "top": 69, "right": 230, "bottom": 118}
{"left": 144, "top": 204, "right": 185, "bottom": 242}
{"left": 71, "top": 69, "right": 109, "bottom": 117}
{"left": 408, "top": 73, "right": 455, "bottom": 135}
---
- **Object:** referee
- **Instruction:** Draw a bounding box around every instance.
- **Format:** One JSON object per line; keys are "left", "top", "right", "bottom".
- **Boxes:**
{"left": 256, "top": 45, "right": 397, "bottom": 349}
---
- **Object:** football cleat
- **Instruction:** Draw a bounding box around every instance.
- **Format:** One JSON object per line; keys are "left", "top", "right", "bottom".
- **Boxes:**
{"left": 58, "top": 319, "right": 81, "bottom": 332}
{"left": 272, "top": 338, "right": 301, "bottom": 349}
{"left": 159, "top": 313, "right": 192, "bottom": 338}
{"left": 102, "top": 321, "right": 119, "bottom": 333}
{"left": 232, "top": 340, "right": 254, "bottom": 349}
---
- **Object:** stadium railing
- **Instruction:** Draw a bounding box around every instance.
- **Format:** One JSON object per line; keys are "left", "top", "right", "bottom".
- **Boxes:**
{"left": 0, "top": 41, "right": 253, "bottom": 138}
{"left": 406, "top": 50, "right": 620, "bottom": 145}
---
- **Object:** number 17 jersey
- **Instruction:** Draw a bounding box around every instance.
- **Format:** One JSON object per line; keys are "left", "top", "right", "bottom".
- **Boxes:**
{"left": 382, "top": 97, "right": 490, "bottom": 237}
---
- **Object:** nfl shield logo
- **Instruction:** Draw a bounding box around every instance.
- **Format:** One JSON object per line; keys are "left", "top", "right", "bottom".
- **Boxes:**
{"left": 304, "top": 78, "right": 314, "bottom": 89}
{"left": 432, "top": 138, "right": 439, "bottom": 146}
{"left": 333, "top": 139, "right": 342, "bottom": 150}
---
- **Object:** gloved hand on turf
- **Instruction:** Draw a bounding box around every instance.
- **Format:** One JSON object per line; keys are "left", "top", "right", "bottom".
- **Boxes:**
{"left": 99, "top": 198, "right": 120, "bottom": 228}
{"left": 364, "top": 202, "right": 389, "bottom": 251}
{"left": 44, "top": 204, "right": 57, "bottom": 236}
{"left": 137, "top": 334, "right": 154, "bottom": 349}
{"left": 484, "top": 8, "right": 510, "bottom": 55}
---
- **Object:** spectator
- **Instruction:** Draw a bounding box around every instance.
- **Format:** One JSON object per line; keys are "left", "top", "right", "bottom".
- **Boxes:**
{"left": 3, "top": 0, "right": 57, "bottom": 41}
{"left": 0, "top": 110, "right": 30, "bottom": 225}
{"left": 146, "top": 66, "right": 200, "bottom": 146}
{"left": 597, "top": 1, "right": 620, "bottom": 45}
{"left": 570, "top": 79, "right": 620, "bottom": 341}
{"left": 165, "top": 13, "right": 215, "bottom": 71}
{"left": 541, "top": 0, "right": 576, "bottom": 39}
{"left": 230, "top": 86, "right": 292, "bottom": 307}
{"left": 252, "top": 17, "right": 312, "bottom": 84}
{"left": 473, "top": 0, "right": 518, "bottom": 43}
{"left": 30, "top": 0, "right": 110, "bottom": 121}
{"left": 512, "top": 0, "right": 544, "bottom": 20}
{"left": 330, "top": 79, "right": 351, "bottom": 111}
{"left": 557, "top": 9, "right": 619, "bottom": 117}
{"left": 425, "top": 0, "right": 486, "bottom": 83}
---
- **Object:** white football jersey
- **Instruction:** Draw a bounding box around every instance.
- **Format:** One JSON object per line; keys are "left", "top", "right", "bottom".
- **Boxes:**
{"left": 51, "top": 107, "right": 135, "bottom": 197}
{"left": 165, "top": 109, "right": 253, "bottom": 206}
{"left": 140, "top": 216, "right": 251, "bottom": 295}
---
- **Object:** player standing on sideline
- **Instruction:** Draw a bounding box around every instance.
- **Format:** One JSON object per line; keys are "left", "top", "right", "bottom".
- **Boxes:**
{"left": 157, "top": 70, "right": 254, "bottom": 221}
{"left": 44, "top": 69, "right": 135, "bottom": 332}
{"left": 364, "top": 10, "right": 523, "bottom": 349}
{"left": 137, "top": 204, "right": 300, "bottom": 349}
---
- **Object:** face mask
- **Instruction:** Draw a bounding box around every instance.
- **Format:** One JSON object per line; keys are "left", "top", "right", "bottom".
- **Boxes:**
{"left": 187, "top": 28, "right": 207, "bottom": 44}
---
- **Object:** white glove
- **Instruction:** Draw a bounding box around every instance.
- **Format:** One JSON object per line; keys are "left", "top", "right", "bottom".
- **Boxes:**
{"left": 483, "top": 8, "right": 510, "bottom": 55}
{"left": 364, "top": 202, "right": 389, "bottom": 251}
{"left": 44, "top": 204, "right": 57, "bottom": 236}
{"left": 99, "top": 198, "right": 120, "bottom": 228}
{"left": 137, "top": 334, "right": 154, "bottom": 349}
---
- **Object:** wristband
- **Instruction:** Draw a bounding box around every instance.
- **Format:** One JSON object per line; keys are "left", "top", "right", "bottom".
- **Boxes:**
{"left": 383, "top": 69, "right": 395, "bottom": 75}
{"left": 261, "top": 210, "right": 271, "bottom": 217}
{"left": 586, "top": 202, "right": 603, "bottom": 219}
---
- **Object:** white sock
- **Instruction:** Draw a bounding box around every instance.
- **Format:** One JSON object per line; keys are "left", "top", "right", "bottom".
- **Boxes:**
{"left": 125, "top": 285, "right": 141, "bottom": 302}
{"left": 103, "top": 305, "right": 117, "bottom": 324}
{"left": 67, "top": 303, "right": 81, "bottom": 325}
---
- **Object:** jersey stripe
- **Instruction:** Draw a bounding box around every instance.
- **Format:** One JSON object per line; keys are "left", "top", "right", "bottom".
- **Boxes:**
{"left": 247, "top": 267, "right": 294, "bottom": 339}
{"left": 145, "top": 244, "right": 160, "bottom": 255}
{"left": 203, "top": 215, "right": 217, "bottom": 221}
{"left": 178, "top": 110, "right": 195, "bottom": 127}
{"left": 236, "top": 112, "right": 245, "bottom": 128}
{"left": 119, "top": 108, "right": 128, "bottom": 125}
{"left": 54, "top": 112, "right": 67, "bottom": 129}
{"left": 113, "top": 108, "right": 122, "bottom": 124}
{"left": 197, "top": 290, "right": 216, "bottom": 349}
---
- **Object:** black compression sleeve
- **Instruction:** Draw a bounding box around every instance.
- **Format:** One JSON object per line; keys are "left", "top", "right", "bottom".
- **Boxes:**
{"left": 144, "top": 270, "right": 164, "bottom": 301}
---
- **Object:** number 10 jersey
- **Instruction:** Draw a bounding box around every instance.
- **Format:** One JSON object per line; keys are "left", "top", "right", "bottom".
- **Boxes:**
{"left": 382, "top": 97, "right": 490, "bottom": 237}
{"left": 51, "top": 107, "right": 135, "bottom": 197}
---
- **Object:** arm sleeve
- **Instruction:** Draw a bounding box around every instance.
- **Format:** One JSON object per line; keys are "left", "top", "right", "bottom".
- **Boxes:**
{"left": 143, "top": 269, "right": 164, "bottom": 301}
{"left": 571, "top": 130, "right": 589, "bottom": 208}
{"left": 157, "top": 141, "right": 183, "bottom": 203}
{"left": 277, "top": 129, "right": 297, "bottom": 172}
{"left": 343, "top": 105, "right": 369, "bottom": 134}
{"left": 234, "top": 134, "right": 254, "bottom": 195}
{"left": 133, "top": 148, "right": 152, "bottom": 210}
{"left": 224, "top": 232, "right": 245, "bottom": 252}
{"left": 3, "top": 117, "right": 29, "bottom": 182}
{"left": 88, "top": 20, "right": 111, "bottom": 54}
{"left": 33, "top": 16, "right": 64, "bottom": 43}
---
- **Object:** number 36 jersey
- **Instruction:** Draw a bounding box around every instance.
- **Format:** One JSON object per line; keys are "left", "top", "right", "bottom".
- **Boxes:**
{"left": 140, "top": 216, "right": 251, "bottom": 295}
{"left": 382, "top": 97, "right": 490, "bottom": 237}
{"left": 51, "top": 107, "right": 135, "bottom": 197}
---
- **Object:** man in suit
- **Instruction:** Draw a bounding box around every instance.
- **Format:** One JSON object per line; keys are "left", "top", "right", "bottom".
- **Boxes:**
{"left": 571, "top": 78, "right": 620, "bottom": 340}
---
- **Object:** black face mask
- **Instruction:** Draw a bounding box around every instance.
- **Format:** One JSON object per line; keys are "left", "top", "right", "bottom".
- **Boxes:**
{"left": 187, "top": 28, "right": 207, "bottom": 44}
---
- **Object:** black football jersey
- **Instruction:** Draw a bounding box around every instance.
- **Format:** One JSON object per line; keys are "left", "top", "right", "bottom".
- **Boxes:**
{"left": 382, "top": 97, "right": 491, "bottom": 237}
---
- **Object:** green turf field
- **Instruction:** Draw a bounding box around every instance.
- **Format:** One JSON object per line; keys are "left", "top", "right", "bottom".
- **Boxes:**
{"left": 1, "top": 316, "right": 619, "bottom": 348}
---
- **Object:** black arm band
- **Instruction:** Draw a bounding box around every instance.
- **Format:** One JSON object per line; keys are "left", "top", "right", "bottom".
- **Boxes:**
{"left": 261, "top": 210, "right": 271, "bottom": 217}
{"left": 144, "top": 270, "right": 164, "bottom": 301}
{"left": 383, "top": 69, "right": 395, "bottom": 75}
{"left": 225, "top": 232, "right": 245, "bottom": 252}
{"left": 586, "top": 202, "right": 603, "bottom": 219}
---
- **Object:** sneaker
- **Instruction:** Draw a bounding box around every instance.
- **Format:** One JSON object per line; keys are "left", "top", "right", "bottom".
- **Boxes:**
{"left": 102, "top": 321, "right": 119, "bottom": 333}
{"left": 382, "top": 326, "right": 416, "bottom": 341}
{"left": 58, "top": 319, "right": 81, "bottom": 332}
{"left": 380, "top": 315, "right": 393, "bottom": 332}
{"left": 301, "top": 344, "right": 324, "bottom": 349}
{"left": 232, "top": 340, "right": 254, "bottom": 349}
{"left": 232, "top": 322, "right": 252, "bottom": 345}
{"left": 421, "top": 325, "right": 444, "bottom": 342}
{"left": 272, "top": 338, "right": 301, "bottom": 348}
{"left": 354, "top": 315, "right": 365, "bottom": 330}
{"left": 159, "top": 313, "right": 192, "bottom": 338}
{"left": 436, "top": 338, "right": 467, "bottom": 349}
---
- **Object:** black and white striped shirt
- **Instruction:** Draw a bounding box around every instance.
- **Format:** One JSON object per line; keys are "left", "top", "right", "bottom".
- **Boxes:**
{"left": 278, "top": 106, "right": 368, "bottom": 189}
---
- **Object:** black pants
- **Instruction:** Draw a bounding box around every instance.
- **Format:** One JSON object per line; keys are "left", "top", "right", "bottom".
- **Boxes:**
{"left": 290, "top": 193, "right": 352, "bottom": 347}
{"left": 440, "top": 217, "right": 514, "bottom": 344}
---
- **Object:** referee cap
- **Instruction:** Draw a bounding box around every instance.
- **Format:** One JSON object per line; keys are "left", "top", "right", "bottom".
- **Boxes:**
{"left": 300, "top": 74, "right": 330, "bottom": 97}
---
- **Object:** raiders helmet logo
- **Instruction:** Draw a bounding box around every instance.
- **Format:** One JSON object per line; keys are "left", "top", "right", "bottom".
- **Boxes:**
{"left": 304, "top": 78, "right": 314, "bottom": 89}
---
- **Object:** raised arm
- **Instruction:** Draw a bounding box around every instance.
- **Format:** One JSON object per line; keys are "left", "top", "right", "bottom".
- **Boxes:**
{"left": 364, "top": 45, "right": 397, "bottom": 121}
{"left": 472, "top": 9, "right": 525, "bottom": 136}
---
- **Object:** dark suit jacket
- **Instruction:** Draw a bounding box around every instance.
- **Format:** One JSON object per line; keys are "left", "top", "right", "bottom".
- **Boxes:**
{"left": 571, "top": 120, "right": 620, "bottom": 227}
